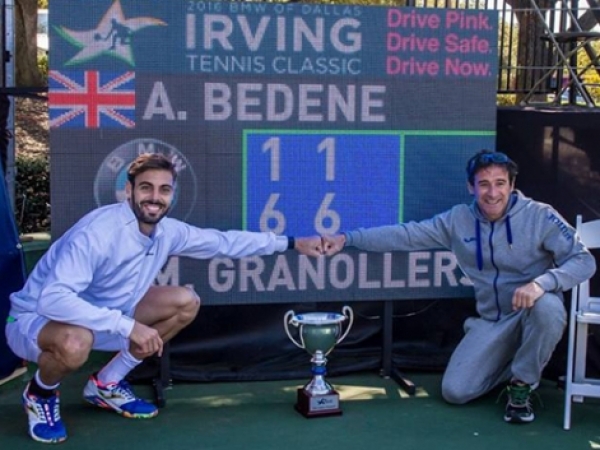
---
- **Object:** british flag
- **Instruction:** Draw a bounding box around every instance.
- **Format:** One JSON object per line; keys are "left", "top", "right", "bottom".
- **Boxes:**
{"left": 49, "top": 70, "right": 135, "bottom": 128}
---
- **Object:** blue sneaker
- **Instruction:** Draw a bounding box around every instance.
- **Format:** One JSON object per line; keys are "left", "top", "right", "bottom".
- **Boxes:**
{"left": 22, "top": 384, "right": 67, "bottom": 444}
{"left": 83, "top": 374, "right": 158, "bottom": 418}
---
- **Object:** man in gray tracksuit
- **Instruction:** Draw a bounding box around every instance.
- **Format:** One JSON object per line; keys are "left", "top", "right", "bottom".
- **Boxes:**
{"left": 322, "top": 149, "right": 596, "bottom": 423}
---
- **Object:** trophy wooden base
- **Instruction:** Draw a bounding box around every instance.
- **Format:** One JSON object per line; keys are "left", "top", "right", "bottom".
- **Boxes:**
{"left": 294, "top": 388, "right": 343, "bottom": 418}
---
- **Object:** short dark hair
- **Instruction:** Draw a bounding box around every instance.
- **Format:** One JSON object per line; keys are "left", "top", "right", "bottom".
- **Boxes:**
{"left": 466, "top": 149, "right": 518, "bottom": 185}
{"left": 127, "top": 153, "right": 178, "bottom": 186}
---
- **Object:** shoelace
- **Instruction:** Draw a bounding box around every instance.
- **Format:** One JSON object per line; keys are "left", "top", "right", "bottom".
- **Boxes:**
{"left": 103, "top": 380, "right": 137, "bottom": 401}
{"left": 507, "top": 385, "right": 530, "bottom": 406}
{"left": 31, "top": 395, "right": 61, "bottom": 426}
{"left": 496, "top": 385, "right": 544, "bottom": 409}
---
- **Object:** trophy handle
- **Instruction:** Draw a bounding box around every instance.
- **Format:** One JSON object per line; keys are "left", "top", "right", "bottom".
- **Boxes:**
{"left": 336, "top": 305, "right": 354, "bottom": 345}
{"left": 283, "top": 310, "right": 304, "bottom": 349}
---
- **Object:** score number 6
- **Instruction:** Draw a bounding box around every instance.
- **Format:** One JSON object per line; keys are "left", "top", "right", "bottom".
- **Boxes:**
{"left": 259, "top": 192, "right": 340, "bottom": 235}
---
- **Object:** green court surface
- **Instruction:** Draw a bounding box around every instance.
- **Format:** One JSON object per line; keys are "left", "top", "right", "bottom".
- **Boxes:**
{"left": 2, "top": 361, "right": 599, "bottom": 450}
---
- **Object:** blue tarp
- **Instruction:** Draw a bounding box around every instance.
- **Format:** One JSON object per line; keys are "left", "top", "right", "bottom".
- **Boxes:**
{"left": 0, "top": 160, "right": 25, "bottom": 378}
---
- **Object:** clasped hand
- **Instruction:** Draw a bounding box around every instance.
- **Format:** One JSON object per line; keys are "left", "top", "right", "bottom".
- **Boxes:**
{"left": 294, "top": 234, "right": 346, "bottom": 257}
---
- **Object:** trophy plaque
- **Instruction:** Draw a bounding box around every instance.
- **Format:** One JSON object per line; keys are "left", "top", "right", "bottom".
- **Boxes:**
{"left": 284, "top": 306, "right": 353, "bottom": 418}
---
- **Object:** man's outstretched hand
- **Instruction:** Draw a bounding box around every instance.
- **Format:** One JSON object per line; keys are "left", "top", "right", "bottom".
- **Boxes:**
{"left": 293, "top": 234, "right": 347, "bottom": 257}
{"left": 322, "top": 234, "right": 346, "bottom": 256}
{"left": 294, "top": 236, "right": 325, "bottom": 257}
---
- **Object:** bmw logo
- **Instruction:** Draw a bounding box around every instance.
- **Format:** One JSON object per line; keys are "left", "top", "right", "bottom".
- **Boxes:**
{"left": 93, "top": 138, "right": 197, "bottom": 221}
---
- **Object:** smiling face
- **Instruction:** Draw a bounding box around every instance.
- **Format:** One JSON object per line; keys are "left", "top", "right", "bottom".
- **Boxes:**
{"left": 126, "top": 169, "right": 175, "bottom": 236}
{"left": 468, "top": 165, "right": 515, "bottom": 222}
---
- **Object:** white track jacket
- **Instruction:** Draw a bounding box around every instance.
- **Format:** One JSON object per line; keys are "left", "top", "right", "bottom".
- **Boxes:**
{"left": 9, "top": 202, "right": 288, "bottom": 339}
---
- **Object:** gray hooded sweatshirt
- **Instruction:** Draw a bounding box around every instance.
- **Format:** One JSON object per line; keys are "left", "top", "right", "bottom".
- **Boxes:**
{"left": 344, "top": 190, "right": 596, "bottom": 321}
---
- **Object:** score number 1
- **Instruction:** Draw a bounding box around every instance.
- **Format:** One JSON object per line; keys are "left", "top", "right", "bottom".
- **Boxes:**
{"left": 260, "top": 137, "right": 339, "bottom": 235}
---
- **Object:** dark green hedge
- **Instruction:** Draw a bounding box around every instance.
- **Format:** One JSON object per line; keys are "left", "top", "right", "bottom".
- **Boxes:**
{"left": 15, "top": 152, "right": 50, "bottom": 233}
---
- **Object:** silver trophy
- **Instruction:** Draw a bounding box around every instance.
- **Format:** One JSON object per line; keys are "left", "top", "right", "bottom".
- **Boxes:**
{"left": 284, "top": 306, "right": 354, "bottom": 417}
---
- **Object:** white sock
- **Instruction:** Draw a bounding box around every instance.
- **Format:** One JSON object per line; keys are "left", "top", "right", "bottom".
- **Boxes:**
{"left": 35, "top": 370, "right": 60, "bottom": 390}
{"left": 96, "top": 350, "right": 142, "bottom": 385}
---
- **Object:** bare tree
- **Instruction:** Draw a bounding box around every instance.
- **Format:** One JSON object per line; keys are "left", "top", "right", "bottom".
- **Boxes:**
{"left": 14, "top": 0, "right": 43, "bottom": 87}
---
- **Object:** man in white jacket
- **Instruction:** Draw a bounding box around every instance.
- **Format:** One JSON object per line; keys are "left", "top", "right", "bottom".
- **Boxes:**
{"left": 6, "top": 153, "right": 323, "bottom": 444}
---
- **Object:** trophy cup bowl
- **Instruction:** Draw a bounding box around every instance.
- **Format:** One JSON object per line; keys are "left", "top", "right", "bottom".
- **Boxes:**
{"left": 284, "top": 306, "right": 353, "bottom": 418}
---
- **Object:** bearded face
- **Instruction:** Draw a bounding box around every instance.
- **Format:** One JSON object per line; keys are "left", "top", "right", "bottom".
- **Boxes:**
{"left": 126, "top": 169, "right": 175, "bottom": 235}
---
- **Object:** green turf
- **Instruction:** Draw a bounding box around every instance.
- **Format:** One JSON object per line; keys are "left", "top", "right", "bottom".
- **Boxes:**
{"left": 2, "top": 364, "right": 600, "bottom": 450}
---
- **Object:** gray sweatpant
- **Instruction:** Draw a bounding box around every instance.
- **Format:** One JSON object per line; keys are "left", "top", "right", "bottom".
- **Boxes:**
{"left": 441, "top": 293, "right": 567, "bottom": 404}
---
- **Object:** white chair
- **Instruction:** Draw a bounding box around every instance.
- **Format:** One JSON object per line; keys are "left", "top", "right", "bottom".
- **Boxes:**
{"left": 564, "top": 215, "right": 600, "bottom": 430}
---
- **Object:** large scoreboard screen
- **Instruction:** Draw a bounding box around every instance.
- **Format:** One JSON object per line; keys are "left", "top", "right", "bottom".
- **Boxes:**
{"left": 50, "top": 0, "right": 497, "bottom": 304}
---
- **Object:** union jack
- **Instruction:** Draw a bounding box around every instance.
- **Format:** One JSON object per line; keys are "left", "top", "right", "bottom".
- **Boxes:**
{"left": 49, "top": 70, "right": 135, "bottom": 128}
